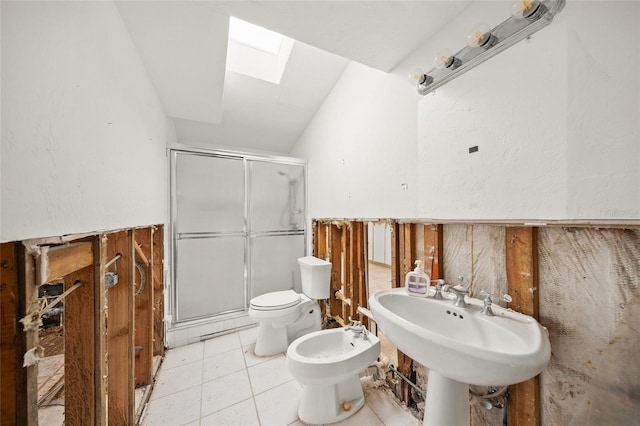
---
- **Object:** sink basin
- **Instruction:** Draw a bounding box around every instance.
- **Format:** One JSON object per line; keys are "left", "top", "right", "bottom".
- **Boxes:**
{"left": 369, "top": 287, "right": 550, "bottom": 425}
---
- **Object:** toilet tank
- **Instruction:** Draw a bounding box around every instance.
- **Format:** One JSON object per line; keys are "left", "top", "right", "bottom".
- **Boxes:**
{"left": 298, "top": 256, "right": 332, "bottom": 299}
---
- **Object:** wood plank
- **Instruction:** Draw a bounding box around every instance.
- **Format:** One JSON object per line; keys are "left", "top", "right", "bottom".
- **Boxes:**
{"left": 65, "top": 261, "right": 96, "bottom": 425}
{"left": 423, "top": 224, "right": 444, "bottom": 280}
{"left": 134, "top": 229, "right": 153, "bottom": 387}
{"left": 94, "top": 234, "right": 108, "bottom": 426}
{"left": 313, "top": 221, "right": 328, "bottom": 318}
{"left": 19, "top": 243, "right": 39, "bottom": 425}
{"left": 394, "top": 223, "right": 416, "bottom": 405}
{"left": 43, "top": 242, "right": 93, "bottom": 283}
{"left": 343, "top": 223, "right": 353, "bottom": 322}
{"left": 107, "top": 230, "right": 135, "bottom": 425}
{"left": 352, "top": 222, "right": 365, "bottom": 325}
{"left": 1, "top": 242, "right": 20, "bottom": 426}
{"left": 152, "top": 226, "right": 164, "bottom": 357}
{"left": 390, "top": 222, "right": 400, "bottom": 289}
{"left": 505, "top": 227, "right": 540, "bottom": 426}
{"left": 329, "top": 224, "right": 343, "bottom": 321}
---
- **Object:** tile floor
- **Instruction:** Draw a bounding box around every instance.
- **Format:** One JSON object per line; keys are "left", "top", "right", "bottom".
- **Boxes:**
{"left": 141, "top": 326, "right": 420, "bottom": 426}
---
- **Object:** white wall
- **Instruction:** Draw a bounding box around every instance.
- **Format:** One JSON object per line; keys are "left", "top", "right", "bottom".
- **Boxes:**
{"left": 417, "top": 1, "right": 639, "bottom": 220}
{"left": 1, "top": 1, "right": 174, "bottom": 242}
{"left": 291, "top": 62, "right": 419, "bottom": 219}
{"left": 293, "top": 1, "right": 640, "bottom": 222}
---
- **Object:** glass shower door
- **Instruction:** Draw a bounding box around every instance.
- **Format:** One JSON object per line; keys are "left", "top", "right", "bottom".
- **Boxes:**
{"left": 172, "top": 152, "right": 246, "bottom": 322}
{"left": 248, "top": 161, "right": 306, "bottom": 299}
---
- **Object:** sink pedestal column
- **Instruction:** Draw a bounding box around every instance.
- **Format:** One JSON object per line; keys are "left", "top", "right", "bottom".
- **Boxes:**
{"left": 424, "top": 370, "right": 470, "bottom": 426}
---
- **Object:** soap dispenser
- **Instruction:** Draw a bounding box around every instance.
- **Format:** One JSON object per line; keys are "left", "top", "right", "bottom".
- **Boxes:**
{"left": 405, "top": 260, "right": 430, "bottom": 297}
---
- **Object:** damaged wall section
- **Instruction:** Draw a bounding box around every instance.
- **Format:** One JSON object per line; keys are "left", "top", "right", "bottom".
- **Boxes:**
{"left": 411, "top": 225, "right": 639, "bottom": 425}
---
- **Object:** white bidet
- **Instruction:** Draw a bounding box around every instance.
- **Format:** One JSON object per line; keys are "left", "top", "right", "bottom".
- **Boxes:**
{"left": 286, "top": 327, "right": 381, "bottom": 425}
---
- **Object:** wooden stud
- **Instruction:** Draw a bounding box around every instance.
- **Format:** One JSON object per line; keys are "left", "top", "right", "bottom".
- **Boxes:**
{"left": 1, "top": 242, "right": 22, "bottom": 426}
{"left": 313, "top": 221, "right": 328, "bottom": 318}
{"left": 64, "top": 244, "right": 97, "bottom": 425}
{"left": 423, "top": 224, "right": 443, "bottom": 280}
{"left": 390, "top": 223, "right": 400, "bottom": 289}
{"left": 505, "top": 227, "right": 540, "bottom": 426}
{"left": 42, "top": 242, "right": 93, "bottom": 283}
{"left": 18, "top": 243, "right": 39, "bottom": 425}
{"left": 391, "top": 223, "right": 417, "bottom": 404}
{"left": 329, "top": 224, "right": 343, "bottom": 322}
{"left": 94, "top": 235, "right": 108, "bottom": 426}
{"left": 352, "top": 222, "right": 366, "bottom": 326}
{"left": 106, "top": 230, "right": 135, "bottom": 425}
{"left": 133, "top": 230, "right": 154, "bottom": 387}
{"left": 152, "top": 226, "right": 165, "bottom": 357}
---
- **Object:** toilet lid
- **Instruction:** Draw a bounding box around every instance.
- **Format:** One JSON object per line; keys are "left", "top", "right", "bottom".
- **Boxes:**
{"left": 250, "top": 290, "right": 301, "bottom": 310}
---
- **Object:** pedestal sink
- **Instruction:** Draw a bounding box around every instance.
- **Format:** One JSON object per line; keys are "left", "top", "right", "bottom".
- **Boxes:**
{"left": 369, "top": 287, "right": 550, "bottom": 426}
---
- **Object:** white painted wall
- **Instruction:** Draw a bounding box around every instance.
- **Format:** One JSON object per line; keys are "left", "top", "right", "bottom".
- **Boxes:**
{"left": 293, "top": 1, "right": 640, "bottom": 222}
{"left": 1, "top": 1, "right": 174, "bottom": 242}
{"left": 291, "top": 62, "right": 419, "bottom": 219}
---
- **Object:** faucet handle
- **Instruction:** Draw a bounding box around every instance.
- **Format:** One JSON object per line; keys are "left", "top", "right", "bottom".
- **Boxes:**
{"left": 347, "top": 316, "right": 361, "bottom": 327}
{"left": 479, "top": 290, "right": 512, "bottom": 304}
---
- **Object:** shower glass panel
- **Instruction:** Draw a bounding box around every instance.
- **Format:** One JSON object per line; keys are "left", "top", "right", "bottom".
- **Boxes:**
{"left": 250, "top": 234, "right": 306, "bottom": 299}
{"left": 172, "top": 151, "right": 246, "bottom": 322}
{"left": 175, "top": 237, "right": 245, "bottom": 321}
{"left": 175, "top": 153, "right": 244, "bottom": 234}
{"left": 249, "top": 161, "right": 305, "bottom": 232}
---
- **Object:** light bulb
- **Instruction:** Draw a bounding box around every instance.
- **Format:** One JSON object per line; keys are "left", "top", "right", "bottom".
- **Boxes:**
{"left": 512, "top": 0, "right": 540, "bottom": 19}
{"left": 407, "top": 68, "right": 427, "bottom": 86}
{"left": 467, "top": 23, "right": 492, "bottom": 48}
{"left": 434, "top": 48, "right": 455, "bottom": 69}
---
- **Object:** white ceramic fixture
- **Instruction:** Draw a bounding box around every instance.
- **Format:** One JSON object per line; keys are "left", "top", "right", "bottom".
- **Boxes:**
{"left": 286, "top": 327, "right": 381, "bottom": 425}
{"left": 369, "top": 287, "right": 550, "bottom": 426}
{"left": 248, "top": 256, "right": 331, "bottom": 356}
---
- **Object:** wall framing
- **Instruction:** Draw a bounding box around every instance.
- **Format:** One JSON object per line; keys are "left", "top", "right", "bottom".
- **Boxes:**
{"left": 0, "top": 225, "right": 164, "bottom": 426}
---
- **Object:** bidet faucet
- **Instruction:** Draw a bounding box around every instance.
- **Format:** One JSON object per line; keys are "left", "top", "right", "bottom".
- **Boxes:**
{"left": 346, "top": 317, "right": 368, "bottom": 340}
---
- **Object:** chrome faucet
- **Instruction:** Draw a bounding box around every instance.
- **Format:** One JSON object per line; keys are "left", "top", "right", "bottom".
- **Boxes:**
{"left": 479, "top": 291, "right": 513, "bottom": 316}
{"left": 443, "top": 277, "right": 469, "bottom": 308}
{"left": 346, "top": 317, "right": 368, "bottom": 340}
{"left": 433, "top": 279, "right": 445, "bottom": 299}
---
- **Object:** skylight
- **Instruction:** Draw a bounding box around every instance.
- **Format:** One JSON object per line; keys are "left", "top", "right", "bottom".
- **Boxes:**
{"left": 226, "top": 17, "right": 294, "bottom": 85}
{"left": 229, "top": 17, "right": 283, "bottom": 55}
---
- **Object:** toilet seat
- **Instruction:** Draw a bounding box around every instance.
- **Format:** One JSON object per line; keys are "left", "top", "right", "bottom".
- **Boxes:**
{"left": 250, "top": 290, "right": 301, "bottom": 311}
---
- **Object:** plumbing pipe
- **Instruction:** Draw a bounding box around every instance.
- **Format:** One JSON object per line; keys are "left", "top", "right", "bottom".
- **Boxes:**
{"left": 469, "top": 385, "right": 508, "bottom": 400}
{"left": 386, "top": 364, "right": 426, "bottom": 398}
{"left": 334, "top": 290, "right": 351, "bottom": 305}
{"left": 356, "top": 306, "right": 374, "bottom": 321}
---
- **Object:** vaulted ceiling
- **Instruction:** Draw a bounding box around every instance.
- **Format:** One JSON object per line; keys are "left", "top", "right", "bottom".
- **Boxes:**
{"left": 116, "top": 1, "right": 471, "bottom": 153}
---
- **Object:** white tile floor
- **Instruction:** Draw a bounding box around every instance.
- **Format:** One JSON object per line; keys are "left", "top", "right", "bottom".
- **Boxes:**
{"left": 141, "top": 326, "right": 420, "bottom": 426}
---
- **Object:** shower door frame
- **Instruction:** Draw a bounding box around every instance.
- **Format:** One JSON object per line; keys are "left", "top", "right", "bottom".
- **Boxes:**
{"left": 169, "top": 147, "right": 308, "bottom": 327}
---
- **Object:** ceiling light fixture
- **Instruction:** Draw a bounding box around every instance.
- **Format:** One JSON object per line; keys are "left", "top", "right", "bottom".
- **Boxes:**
{"left": 410, "top": 0, "right": 565, "bottom": 95}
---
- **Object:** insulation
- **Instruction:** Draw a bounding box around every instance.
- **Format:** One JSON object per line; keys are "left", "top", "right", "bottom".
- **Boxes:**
{"left": 539, "top": 227, "right": 640, "bottom": 425}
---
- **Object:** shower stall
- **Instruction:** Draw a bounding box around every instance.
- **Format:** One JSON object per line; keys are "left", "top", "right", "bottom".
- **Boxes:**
{"left": 169, "top": 148, "right": 306, "bottom": 337}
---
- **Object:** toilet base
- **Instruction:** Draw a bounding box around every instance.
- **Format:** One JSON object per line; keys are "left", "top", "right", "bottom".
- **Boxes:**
{"left": 254, "top": 323, "right": 288, "bottom": 356}
{"left": 298, "top": 375, "right": 365, "bottom": 425}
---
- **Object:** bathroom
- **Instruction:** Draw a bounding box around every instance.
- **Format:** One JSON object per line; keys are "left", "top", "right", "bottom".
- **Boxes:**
{"left": 1, "top": 1, "right": 639, "bottom": 425}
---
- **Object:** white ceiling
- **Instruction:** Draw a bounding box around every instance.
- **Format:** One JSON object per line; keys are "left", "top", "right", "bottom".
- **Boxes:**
{"left": 116, "top": 1, "right": 471, "bottom": 154}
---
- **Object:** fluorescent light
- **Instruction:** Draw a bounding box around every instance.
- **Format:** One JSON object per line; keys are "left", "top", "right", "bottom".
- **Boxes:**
{"left": 229, "top": 17, "right": 283, "bottom": 55}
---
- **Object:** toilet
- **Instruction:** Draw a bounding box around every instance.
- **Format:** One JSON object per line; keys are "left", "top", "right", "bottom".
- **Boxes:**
{"left": 286, "top": 327, "right": 381, "bottom": 425}
{"left": 248, "top": 256, "right": 331, "bottom": 356}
